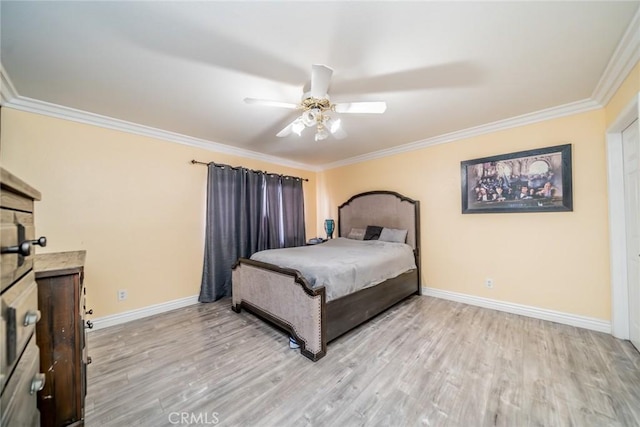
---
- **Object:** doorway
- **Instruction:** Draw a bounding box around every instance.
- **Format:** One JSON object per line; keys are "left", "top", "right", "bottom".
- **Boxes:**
{"left": 622, "top": 118, "right": 640, "bottom": 352}
{"left": 608, "top": 93, "right": 640, "bottom": 353}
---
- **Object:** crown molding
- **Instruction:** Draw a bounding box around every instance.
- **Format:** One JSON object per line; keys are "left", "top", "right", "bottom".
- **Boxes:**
{"left": 592, "top": 6, "right": 640, "bottom": 105}
{"left": 320, "top": 98, "right": 601, "bottom": 170}
{"left": 3, "top": 2, "right": 635, "bottom": 175}
{"left": 3, "top": 95, "right": 320, "bottom": 172}
{"left": 0, "top": 62, "right": 320, "bottom": 173}
{"left": 0, "top": 64, "right": 19, "bottom": 105}
{"left": 0, "top": 82, "right": 603, "bottom": 175}
{"left": 322, "top": 7, "right": 638, "bottom": 171}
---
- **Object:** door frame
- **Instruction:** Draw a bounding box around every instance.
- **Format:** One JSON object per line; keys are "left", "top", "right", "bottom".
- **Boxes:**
{"left": 607, "top": 92, "right": 640, "bottom": 339}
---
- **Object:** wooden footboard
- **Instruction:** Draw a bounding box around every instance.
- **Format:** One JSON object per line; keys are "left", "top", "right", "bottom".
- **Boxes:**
{"left": 231, "top": 258, "right": 327, "bottom": 361}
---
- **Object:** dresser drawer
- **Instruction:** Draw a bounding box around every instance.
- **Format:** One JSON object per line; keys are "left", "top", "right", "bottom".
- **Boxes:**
{"left": 0, "top": 188, "right": 35, "bottom": 213}
{"left": 0, "top": 168, "right": 39, "bottom": 212}
{"left": 1, "top": 209, "right": 35, "bottom": 292}
{"left": 0, "top": 334, "right": 41, "bottom": 427}
{"left": 1, "top": 271, "right": 39, "bottom": 390}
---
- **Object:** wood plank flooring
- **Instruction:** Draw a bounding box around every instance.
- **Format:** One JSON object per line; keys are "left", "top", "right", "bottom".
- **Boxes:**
{"left": 85, "top": 296, "right": 640, "bottom": 426}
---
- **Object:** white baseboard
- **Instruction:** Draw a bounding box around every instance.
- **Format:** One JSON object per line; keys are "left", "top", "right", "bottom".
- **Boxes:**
{"left": 90, "top": 295, "right": 200, "bottom": 331}
{"left": 422, "top": 287, "right": 611, "bottom": 334}
{"left": 90, "top": 289, "right": 612, "bottom": 335}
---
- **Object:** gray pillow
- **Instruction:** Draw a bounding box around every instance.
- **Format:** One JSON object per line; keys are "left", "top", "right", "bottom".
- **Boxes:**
{"left": 347, "top": 228, "right": 366, "bottom": 240}
{"left": 378, "top": 227, "right": 408, "bottom": 243}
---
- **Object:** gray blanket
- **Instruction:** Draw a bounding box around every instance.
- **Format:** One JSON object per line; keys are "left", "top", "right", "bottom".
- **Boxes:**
{"left": 250, "top": 237, "right": 416, "bottom": 301}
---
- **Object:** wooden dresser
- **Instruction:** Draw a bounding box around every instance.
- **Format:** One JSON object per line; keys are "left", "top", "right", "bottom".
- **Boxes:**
{"left": 34, "top": 251, "right": 89, "bottom": 427}
{"left": 1, "top": 168, "right": 47, "bottom": 426}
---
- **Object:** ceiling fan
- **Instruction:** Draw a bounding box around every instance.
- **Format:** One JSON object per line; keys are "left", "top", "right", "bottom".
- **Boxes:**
{"left": 244, "top": 64, "right": 387, "bottom": 141}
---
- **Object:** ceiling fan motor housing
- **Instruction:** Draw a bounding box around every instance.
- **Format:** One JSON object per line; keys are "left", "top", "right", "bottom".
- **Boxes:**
{"left": 301, "top": 97, "right": 332, "bottom": 112}
{"left": 246, "top": 64, "right": 385, "bottom": 139}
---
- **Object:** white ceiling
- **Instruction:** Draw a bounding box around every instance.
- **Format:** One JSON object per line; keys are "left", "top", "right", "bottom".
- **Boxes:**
{"left": 1, "top": 1, "right": 639, "bottom": 168}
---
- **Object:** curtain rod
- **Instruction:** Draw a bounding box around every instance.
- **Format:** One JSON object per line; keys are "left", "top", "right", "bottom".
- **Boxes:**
{"left": 190, "top": 160, "right": 309, "bottom": 182}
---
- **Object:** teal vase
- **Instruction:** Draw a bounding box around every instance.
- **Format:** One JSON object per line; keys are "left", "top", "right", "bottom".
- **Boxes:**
{"left": 324, "top": 219, "right": 335, "bottom": 239}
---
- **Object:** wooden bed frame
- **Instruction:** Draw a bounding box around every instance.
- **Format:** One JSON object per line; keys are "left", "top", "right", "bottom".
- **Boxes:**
{"left": 231, "top": 190, "right": 421, "bottom": 361}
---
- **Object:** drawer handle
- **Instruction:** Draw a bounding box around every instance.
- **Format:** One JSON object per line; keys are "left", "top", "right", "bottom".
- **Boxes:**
{"left": 86, "top": 309, "right": 94, "bottom": 315}
{"left": 1, "top": 241, "right": 31, "bottom": 256}
{"left": 30, "top": 236, "right": 47, "bottom": 247}
{"left": 86, "top": 320, "right": 94, "bottom": 329}
{"left": 87, "top": 356, "right": 92, "bottom": 365}
{"left": 7, "top": 307, "right": 17, "bottom": 364}
{"left": 23, "top": 310, "right": 41, "bottom": 326}
{"left": 30, "top": 373, "right": 46, "bottom": 394}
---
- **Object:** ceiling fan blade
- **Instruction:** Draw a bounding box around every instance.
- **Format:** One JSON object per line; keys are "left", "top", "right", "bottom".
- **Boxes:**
{"left": 276, "top": 124, "right": 293, "bottom": 137}
{"left": 276, "top": 117, "right": 305, "bottom": 137}
{"left": 333, "top": 101, "right": 387, "bottom": 114}
{"left": 332, "top": 126, "right": 348, "bottom": 140}
{"left": 326, "top": 118, "right": 347, "bottom": 139}
{"left": 244, "top": 98, "right": 298, "bottom": 109}
{"left": 310, "top": 64, "right": 333, "bottom": 98}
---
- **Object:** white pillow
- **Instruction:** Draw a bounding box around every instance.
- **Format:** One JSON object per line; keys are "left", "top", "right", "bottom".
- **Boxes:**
{"left": 378, "top": 227, "right": 408, "bottom": 243}
{"left": 347, "top": 228, "right": 366, "bottom": 240}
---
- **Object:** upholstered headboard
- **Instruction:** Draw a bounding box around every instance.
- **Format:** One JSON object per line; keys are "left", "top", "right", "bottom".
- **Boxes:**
{"left": 338, "top": 191, "right": 420, "bottom": 251}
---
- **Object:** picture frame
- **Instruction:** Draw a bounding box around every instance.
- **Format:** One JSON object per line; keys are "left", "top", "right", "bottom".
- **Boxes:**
{"left": 461, "top": 144, "right": 573, "bottom": 214}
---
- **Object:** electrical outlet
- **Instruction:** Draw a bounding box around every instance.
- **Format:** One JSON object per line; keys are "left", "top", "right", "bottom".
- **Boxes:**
{"left": 117, "top": 289, "right": 128, "bottom": 301}
{"left": 485, "top": 278, "right": 494, "bottom": 289}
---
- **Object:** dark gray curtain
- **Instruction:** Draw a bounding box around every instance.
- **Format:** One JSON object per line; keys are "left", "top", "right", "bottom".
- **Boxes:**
{"left": 281, "top": 177, "right": 306, "bottom": 247}
{"left": 199, "top": 164, "right": 306, "bottom": 302}
{"left": 240, "top": 170, "right": 264, "bottom": 256}
{"left": 199, "top": 165, "right": 262, "bottom": 302}
{"left": 260, "top": 174, "right": 283, "bottom": 250}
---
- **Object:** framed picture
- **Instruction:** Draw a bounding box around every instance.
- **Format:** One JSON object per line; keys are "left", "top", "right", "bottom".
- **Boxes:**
{"left": 461, "top": 144, "right": 572, "bottom": 214}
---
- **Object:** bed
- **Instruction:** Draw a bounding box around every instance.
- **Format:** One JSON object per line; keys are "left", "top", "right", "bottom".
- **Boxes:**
{"left": 231, "top": 190, "right": 421, "bottom": 361}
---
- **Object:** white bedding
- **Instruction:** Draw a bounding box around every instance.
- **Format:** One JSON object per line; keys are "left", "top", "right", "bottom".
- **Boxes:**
{"left": 250, "top": 237, "right": 416, "bottom": 301}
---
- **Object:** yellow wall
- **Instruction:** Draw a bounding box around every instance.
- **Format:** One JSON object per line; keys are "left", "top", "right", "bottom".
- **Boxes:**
{"left": 4, "top": 57, "right": 637, "bottom": 323}
{"left": 320, "top": 109, "right": 610, "bottom": 320}
{"left": 0, "top": 108, "right": 316, "bottom": 317}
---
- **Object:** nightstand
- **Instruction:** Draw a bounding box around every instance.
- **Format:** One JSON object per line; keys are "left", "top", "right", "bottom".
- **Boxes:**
{"left": 306, "top": 238, "right": 327, "bottom": 245}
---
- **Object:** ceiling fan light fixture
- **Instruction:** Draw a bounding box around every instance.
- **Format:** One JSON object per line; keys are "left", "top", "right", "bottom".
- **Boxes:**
{"left": 302, "top": 109, "right": 321, "bottom": 127}
{"left": 292, "top": 118, "right": 305, "bottom": 136}
{"left": 329, "top": 118, "right": 341, "bottom": 134}
{"left": 315, "top": 128, "right": 329, "bottom": 141}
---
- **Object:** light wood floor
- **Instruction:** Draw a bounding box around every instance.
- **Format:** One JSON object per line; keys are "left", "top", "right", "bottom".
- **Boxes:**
{"left": 85, "top": 296, "right": 640, "bottom": 426}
